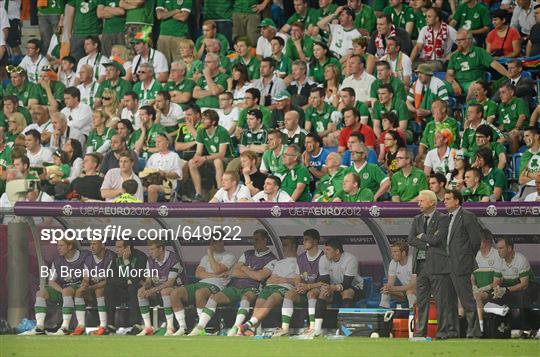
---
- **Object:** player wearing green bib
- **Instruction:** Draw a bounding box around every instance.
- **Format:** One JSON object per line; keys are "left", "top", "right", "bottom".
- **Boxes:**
{"left": 391, "top": 147, "right": 428, "bottom": 202}
{"left": 276, "top": 145, "right": 311, "bottom": 202}
{"left": 463, "top": 168, "right": 492, "bottom": 202}
{"left": 97, "top": 0, "right": 126, "bottom": 56}
{"left": 333, "top": 172, "right": 374, "bottom": 202}
{"left": 383, "top": 0, "right": 415, "bottom": 35}
{"left": 346, "top": 143, "right": 390, "bottom": 200}
{"left": 193, "top": 53, "right": 228, "bottom": 109}
{"left": 313, "top": 152, "right": 346, "bottom": 202}
{"left": 497, "top": 83, "right": 529, "bottom": 153}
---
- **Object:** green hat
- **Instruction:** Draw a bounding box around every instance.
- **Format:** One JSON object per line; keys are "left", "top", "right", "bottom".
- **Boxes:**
{"left": 103, "top": 56, "right": 126, "bottom": 77}
{"left": 258, "top": 18, "right": 277, "bottom": 30}
{"left": 273, "top": 90, "right": 291, "bottom": 101}
{"left": 415, "top": 63, "right": 434, "bottom": 76}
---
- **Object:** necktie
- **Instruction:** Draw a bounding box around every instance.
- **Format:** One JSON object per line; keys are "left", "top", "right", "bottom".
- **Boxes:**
{"left": 511, "top": 80, "right": 516, "bottom": 87}
{"left": 447, "top": 213, "right": 453, "bottom": 247}
{"left": 423, "top": 216, "right": 429, "bottom": 233}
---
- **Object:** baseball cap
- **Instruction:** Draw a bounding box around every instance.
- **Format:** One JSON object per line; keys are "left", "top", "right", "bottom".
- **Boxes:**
{"left": 273, "top": 90, "right": 291, "bottom": 101}
{"left": 258, "top": 18, "right": 278, "bottom": 30}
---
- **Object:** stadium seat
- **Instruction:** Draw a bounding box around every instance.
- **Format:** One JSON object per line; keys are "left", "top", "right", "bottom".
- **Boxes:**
{"left": 511, "top": 153, "right": 522, "bottom": 181}
{"left": 521, "top": 71, "right": 532, "bottom": 79}
{"left": 358, "top": 276, "right": 374, "bottom": 307}
{"left": 433, "top": 72, "right": 446, "bottom": 81}
{"left": 485, "top": 72, "right": 492, "bottom": 82}
{"left": 325, "top": 146, "right": 338, "bottom": 153}
{"left": 406, "top": 144, "right": 419, "bottom": 158}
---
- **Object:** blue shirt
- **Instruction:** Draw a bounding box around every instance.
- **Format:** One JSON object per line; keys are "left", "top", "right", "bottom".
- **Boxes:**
{"left": 309, "top": 147, "right": 331, "bottom": 171}
{"left": 341, "top": 149, "right": 378, "bottom": 167}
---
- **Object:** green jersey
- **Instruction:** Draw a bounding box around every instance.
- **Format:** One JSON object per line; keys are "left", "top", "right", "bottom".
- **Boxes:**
{"left": 497, "top": 97, "right": 529, "bottom": 132}
{"left": 346, "top": 162, "right": 388, "bottom": 195}
{"left": 195, "top": 72, "right": 228, "bottom": 108}
{"left": 260, "top": 145, "right": 286, "bottom": 174}
{"left": 520, "top": 148, "right": 540, "bottom": 176}
{"left": 273, "top": 55, "right": 292, "bottom": 76}
{"left": 276, "top": 164, "right": 311, "bottom": 202}
{"left": 125, "top": 0, "right": 155, "bottom": 25}
{"left": 370, "top": 76, "right": 407, "bottom": 100}
{"left": 372, "top": 98, "right": 410, "bottom": 126}
{"left": 0, "top": 144, "right": 12, "bottom": 194}
{"left": 99, "top": 0, "right": 125, "bottom": 34}
{"left": 463, "top": 181, "right": 492, "bottom": 202}
{"left": 372, "top": 0, "right": 389, "bottom": 12}
{"left": 287, "top": 8, "right": 319, "bottom": 28}
{"left": 232, "top": 56, "right": 260, "bottom": 80}
{"left": 282, "top": 128, "right": 308, "bottom": 151}
{"left": 390, "top": 167, "right": 428, "bottom": 202}
{"left": 314, "top": 167, "right": 346, "bottom": 201}
{"left": 354, "top": 5, "right": 376, "bottom": 33}
{"left": 468, "top": 142, "right": 506, "bottom": 168}
{"left": 95, "top": 78, "right": 133, "bottom": 100}
{"left": 140, "top": 123, "right": 167, "bottom": 155}
{"left": 68, "top": 0, "right": 101, "bottom": 36}
{"left": 157, "top": 0, "right": 192, "bottom": 37}
{"left": 448, "top": 46, "right": 493, "bottom": 89}
{"left": 163, "top": 78, "right": 196, "bottom": 109}
{"left": 467, "top": 98, "right": 498, "bottom": 121}
{"left": 461, "top": 120, "right": 502, "bottom": 154}
{"left": 87, "top": 127, "right": 116, "bottom": 152}
{"left": 133, "top": 80, "right": 162, "bottom": 107}
{"left": 38, "top": 0, "right": 65, "bottom": 15}
{"left": 196, "top": 125, "right": 236, "bottom": 158}
{"left": 285, "top": 37, "right": 314, "bottom": 62}
{"left": 419, "top": 117, "right": 460, "bottom": 150}
{"left": 306, "top": 102, "right": 336, "bottom": 134}
{"left": 233, "top": 0, "right": 258, "bottom": 13}
{"left": 240, "top": 128, "right": 268, "bottom": 147}
{"left": 482, "top": 167, "right": 506, "bottom": 192}
{"left": 237, "top": 106, "right": 272, "bottom": 130}
{"left": 309, "top": 57, "right": 341, "bottom": 84}
{"left": 383, "top": 4, "right": 415, "bottom": 30}
{"left": 335, "top": 187, "right": 374, "bottom": 202}
{"left": 412, "top": 10, "right": 426, "bottom": 40}
{"left": 203, "top": 0, "right": 232, "bottom": 20}
{"left": 36, "top": 81, "right": 66, "bottom": 107}
{"left": 4, "top": 82, "right": 41, "bottom": 107}
{"left": 453, "top": 2, "right": 490, "bottom": 31}
{"left": 195, "top": 33, "right": 230, "bottom": 57}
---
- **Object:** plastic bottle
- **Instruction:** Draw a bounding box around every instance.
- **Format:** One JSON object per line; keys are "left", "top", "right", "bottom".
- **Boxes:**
{"left": 218, "top": 318, "right": 227, "bottom": 336}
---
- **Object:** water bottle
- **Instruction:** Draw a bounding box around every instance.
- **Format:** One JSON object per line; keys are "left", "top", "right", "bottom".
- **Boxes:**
{"left": 408, "top": 308, "right": 414, "bottom": 338}
{"left": 218, "top": 318, "right": 227, "bottom": 336}
{"left": 409, "top": 337, "right": 432, "bottom": 342}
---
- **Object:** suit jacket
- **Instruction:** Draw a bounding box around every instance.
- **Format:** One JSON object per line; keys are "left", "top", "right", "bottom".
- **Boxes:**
{"left": 447, "top": 208, "right": 481, "bottom": 276}
{"left": 494, "top": 76, "right": 537, "bottom": 110}
{"left": 287, "top": 81, "right": 316, "bottom": 108}
{"left": 107, "top": 248, "right": 148, "bottom": 287}
{"left": 408, "top": 210, "right": 451, "bottom": 275}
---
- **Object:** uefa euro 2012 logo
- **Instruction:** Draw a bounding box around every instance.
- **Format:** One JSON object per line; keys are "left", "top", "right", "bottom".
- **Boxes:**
{"left": 271, "top": 206, "right": 282, "bottom": 217}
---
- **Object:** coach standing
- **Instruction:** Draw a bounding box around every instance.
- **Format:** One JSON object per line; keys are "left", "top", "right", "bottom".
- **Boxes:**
{"left": 444, "top": 189, "right": 482, "bottom": 338}
{"left": 408, "top": 190, "right": 455, "bottom": 339}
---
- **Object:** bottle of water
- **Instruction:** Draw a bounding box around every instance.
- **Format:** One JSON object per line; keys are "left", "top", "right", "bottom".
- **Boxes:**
{"left": 218, "top": 318, "right": 227, "bottom": 336}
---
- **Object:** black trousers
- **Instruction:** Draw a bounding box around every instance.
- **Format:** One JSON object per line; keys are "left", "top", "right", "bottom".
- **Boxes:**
{"left": 105, "top": 282, "right": 141, "bottom": 327}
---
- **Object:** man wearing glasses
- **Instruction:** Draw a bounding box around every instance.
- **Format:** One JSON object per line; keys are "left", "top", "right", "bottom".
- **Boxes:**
{"left": 132, "top": 63, "right": 163, "bottom": 108}
{"left": 346, "top": 142, "right": 390, "bottom": 201}
{"left": 193, "top": 53, "right": 228, "bottom": 109}
{"left": 391, "top": 147, "right": 428, "bottom": 202}
{"left": 94, "top": 57, "right": 133, "bottom": 108}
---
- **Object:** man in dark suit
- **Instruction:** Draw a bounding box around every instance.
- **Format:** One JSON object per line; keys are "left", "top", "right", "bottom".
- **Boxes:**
{"left": 493, "top": 60, "right": 536, "bottom": 111}
{"left": 408, "top": 190, "right": 455, "bottom": 339}
{"left": 287, "top": 60, "right": 316, "bottom": 108}
{"left": 444, "top": 189, "right": 482, "bottom": 338}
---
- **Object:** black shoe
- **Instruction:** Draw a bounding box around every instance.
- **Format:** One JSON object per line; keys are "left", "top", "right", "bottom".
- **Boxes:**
{"left": 192, "top": 193, "right": 204, "bottom": 202}
{"left": 127, "top": 325, "right": 143, "bottom": 335}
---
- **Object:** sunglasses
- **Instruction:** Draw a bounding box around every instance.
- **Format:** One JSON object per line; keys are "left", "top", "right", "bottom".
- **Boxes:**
{"left": 6, "top": 65, "right": 24, "bottom": 74}
{"left": 102, "top": 96, "right": 111, "bottom": 100}
{"left": 137, "top": 71, "right": 147, "bottom": 74}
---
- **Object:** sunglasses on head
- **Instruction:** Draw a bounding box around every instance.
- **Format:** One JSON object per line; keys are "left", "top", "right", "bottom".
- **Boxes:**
{"left": 6, "top": 65, "right": 24, "bottom": 74}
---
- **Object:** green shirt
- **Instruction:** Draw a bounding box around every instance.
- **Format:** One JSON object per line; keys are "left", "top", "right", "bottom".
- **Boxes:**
{"left": 419, "top": 117, "right": 460, "bottom": 150}
{"left": 132, "top": 80, "right": 162, "bottom": 107}
{"left": 372, "top": 98, "right": 410, "bottom": 126}
{"left": 141, "top": 123, "right": 167, "bottom": 155}
{"left": 287, "top": 8, "right": 319, "bottom": 28}
{"left": 277, "top": 164, "right": 311, "bottom": 202}
{"left": 237, "top": 106, "right": 272, "bottom": 129}
{"left": 4, "top": 82, "right": 41, "bottom": 107}
{"left": 87, "top": 127, "right": 116, "bottom": 152}
{"left": 314, "top": 167, "right": 346, "bottom": 201}
{"left": 412, "top": 10, "right": 426, "bottom": 40}
{"left": 346, "top": 162, "right": 388, "bottom": 195}
{"left": 232, "top": 55, "right": 260, "bottom": 80}
{"left": 469, "top": 142, "right": 506, "bottom": 168}
{"left": 372, "top": 0, "right": 389, "bottom": 12}
{"left": 99, "top": 0, "right": 125, "bottom": 34}
{"left": 273, "top": 55, "right": 292, "bottom": 76}
{"left": 195, "top": 33, "right": 230, "bottom": 57}
{"left": 36, "top": 81, "right": 66, "bottom": 107}
{"left": 520, "top": 148, "right": 540, "bottom": 176}
{"left": 354, "top": 5, "right": 376, "bottom": 33}
{"left": 38, "top": 0, "right": 65, "bottom": 15}
{"left": 309, "top": 57, "right": 341, "bottom": 84}
{"left": 282, "top": 128, "right": 308, "bottom": 151}
{"left": 195, "top": 72, "right": 228, "bottom": 108}
{"left": 157, "top": 0, "right": 191, "bottom": 37}
{"left": 95, "top": 78, "right": 133, "bottom": 100}
{"left": 163, "top": 78, "right": 196, "bottom": 109}
{"left": 463, "top": 181, "right": 492, "bottom": 202}
{"left": 461, "top": 120, "right": 502, "bottom": 154}
{"left": 196, "top": 125, "right": 236, "bottom": 158}
{"left": 453, "top": 2, "right": 490, "bottom": 31}
{"left": 383, "top": 4, "right": 415, "bottom": 30}
{"left": 240, "top": 128, "right": 268, "bottom": 147}
{"left": 260, "top": 145, "right": 286, "bottom": 174}
{"left": 0, "top": 144, "right": 12, "bottom": 195}
{"left": 68, "top": 0, "right": 101, "bottom": 36}
{"left": 497, "top": 97, "right": 529, "bottom": 132}
{"left": 233, "top": 0, "right": 258, "bottom": 13}
{"left": 125, "top": 0, "right": 155, "bottom": 25}
{"left": 285, "top": 36, "right": 314, "bottom": 62}
{"left": 306, "top": 102, "right": 336, "bottom": 134}
{"left": 390, "top": 167, "right": 428, "bottom": 202}
{"left": 335, "top": 188, "right": 374, "bottom": 202}
{"left": 482, "top": 167, "right": 507, "bottom": 192}
{"left": 448, "top": 46, "right": 493, "bottom": 88}
{"left": 370, "top": 76, "right": 407, "bottom": 100}
{"left": 203, "top": 0, "right": 232, "bottom": 20}
{"left": 467, "top": 98, "right": 498, "bottom": 121}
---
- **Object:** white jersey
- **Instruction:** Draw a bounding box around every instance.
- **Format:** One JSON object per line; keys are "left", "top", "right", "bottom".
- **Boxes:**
{"left": 269, "top": 256, "right": 300, "bottom": 290}
{"left": 198, "top": 251, "right": 237, "bottom": 289}
{"left": 212, "top": 184, "right": 251, "bottom": 203}
{"left": 474, "top": 247, "right": 500, "bottom": 288}
{"left": 388, "top": 254, "right": 413, "bottom": 285}
{"left": 494, "top": 251, "right": 532, "bottom": 287}
{"left": 121, "top": 107, "right": 141, "bottom": 129}
{"left": 218, "top": 107, "right": 239, "bottom": 135}
{"left": 320, "top": 251, "right": 363, "bottom": 290}
{"left": 19, "top": 55, "right": 49, "bottom": 83}
{"left": 251, "top": 189, "right": 292, "bottom": 202}
{"left": 329, "top": 24, "right": 360, "bottom": 58}
{"left": 76, "top": 53, "right": 109, "bottom": 80}
{"left": 26, "top": 146, "right": 53, "bottom": 167}
{"left": 159, "top": 102, "right": 184, "bottom": 128}
{"left": 132, "top": 48, "right": 169, "bottom": 76}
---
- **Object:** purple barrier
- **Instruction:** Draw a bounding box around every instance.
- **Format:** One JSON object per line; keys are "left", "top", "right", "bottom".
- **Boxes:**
{"left": 13, "top": 201, "right": 540, "bottom": 218}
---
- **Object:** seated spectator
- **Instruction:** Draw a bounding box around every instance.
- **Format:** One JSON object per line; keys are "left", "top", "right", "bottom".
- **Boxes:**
{"left": 463, "top": 168, "right": 492, "bottom": 202}
{"left": 302, "top": 133, "right": 331, "bottom": 182}
{"left": 4, "top": 67, "right": 41, "bottom": 108}
{"left": 116, "top": 119, "right": 138, "bottom": 153}
{"left": 209, "top": 171, "right": 251, "bottom": 203}
{"left": 236, "top": 88, "right": 273, "bottom": 136}
{"left": 87, "top": 111, "right": 115, "bottom": 155}
{"left": 391, "top": 147, "right": 428, "bottom": 202}
{"left": 251, "top": 58, "right": 287, "bottom": 112}
{"left": 113, "top": 179, "right": 143, "bottom": 203}
{"left": 94, "top": 57, "right": 132, "bottom": 109}
{"left": 370, "top": 60, "right": 407, "bottom": 105}
{"left": 271, "top": 91, "right": 305, "bottom": 130}
{"left": 24, "top": 105, "right": 53, "bottom": 145}
{"left": 313, "top": 152, "right": 345, "bottom": 202}
{"left": 192, "top": 53, "right": 228, "bottom": 109}
{"left": 133, "top": 106, "right": 167, "bottom": 159}
{"left": 217, "top": 92, "right": 239, "bottom": 138}
{"left": 281, "top": 111, "right": 308, "bottom": 151}
{"left": 475, "top": 148, "right": 507, "bottom": 201}
{"left": 131, "top": 33, "right": 169, "bottom": 83}
{"left": 383, "top": 0, "right": 415, "bottom": 36}
{"left": 380, "top": 37, "right": 412, "bottom": 88}
{"left": 163, "top": 61, "right": 195, "bottom": 110}
{"left": 519, "top": 127, "right": 540, "bottom": 189}
{"left": 418, "top": 99, "right": 459, "bottom": 164}
{"left": 49, "top": 111, "right": 86, "bottom": 152}
{"left": 275, "top": 144, "right": 311, "bottom": 202}
{"left": 372, "top": 84, "right": 410, "bottom": 140}
{"left": 284, "top": 22, "right": 315, "bottom": 63}
{"left": 0, "top": 95, "right": 32, "bottom": 131}
{"left": 189, "top": 110, "right": 236, "bottom": 202}
{"left": 25, "top": 129, "right": 53, "bottom": 167}
{"left": 429, "top": 172, "right": 447, "bottom": 202}
{"left": 368, "top": 14, "right": 413, "bottom": 58}
{"left": 340, "top": 54, "right": 376, "bottom": 104}
{"left": 424, "top": 129, "right": 457, "bottom": 177}
{"left": 58, "top": 56, "right": 77, "bottom": 88}
{"left": 180, "top": 39, "right": 203, "bottom": 80}
{"left": 446, "top": 30, "right": 508, "bottom": 97}
{"left": 410, "top": 8, "right": 456, "bottom": 71}
{"left": 338, "top": 107, "right": 377, "bottom": 153}
{"left": 333, "top": 171, "right": 374, "bottom": 202}
{"left": 486, "top": 10, "right": 521, "bottom": 58}
{"left": 238, "top": 109, "right": 268, "bottom": 156}
{"left": 406, "top": 63, "right": 449, "bottom": 125}
{"left": 280, "top": 0, "right": 319, "bottom": 35}
{"left": 249, "top": 175, "right": 293, "bottom": 202}
{"left": 494, "top": 60, "right": 536, "bottom": 112}
{"left": 260, "top": 129, "right": 286, "bottom": 175}
{"left": 379, "top": 240, "right": 416, "bottom": 308}
{"left": 347, "top": 142, "right": 390, "bottom": 200}
{"left": 144, "top": 134, "right": 183, "bottom": 203}
{"left": 132, "top": 63, "right": 162, "bottom": 109}
{"left": 341, "top": 132, "right": 379, "bottom": 167}
{"left": 449, "top": 0, "right": 490, "bottom": 44}
{"left": 227, "top": 64, "right": 253, "bottom": 107}
{"left": 334, "top": 87, "right": 370, "bottom": 129}
{"left": 324, "top": 64, "right": 342, "bottom": 106}
{"left": 195, "top": 20, "right": 230, "bottom": 59}
{"left": 110, "top": 45, "right": 133, "bottom": 83}
{"left": 155, "top": 90, "right": 184, "bottom": 137}
{"left": 256, "top": 18, "right": 280, "bottom": 58}
{"left": 317, "top": 6, "right": 361, "bottom": 59}
{"left": 37, "top": 66, "right": 66, "bottom": 114}
{"left": 76, "top": 65, "right": 98, "bottom": 108}
{"left": 100, "top": 134, "right": 139, "bottom": 175}
{"left": 447, "top": 151, "right": 470, "bottom": 191}
{"left": 75, "top": 36, "right": 108, "bottom": 83}
{"left": 510, "top": 0, "right": 536, "bottom": 37}
{"left": 378, "top": 112, "right": 406, "bottom": 162}
{"left": 309, "top": 42, "right": 341, "bottom": 85}
{"left": 100, "top": 89, "right": 121, "bottom": 121}
{"left": 382, "top": 130, "right": 405, "bottom": 176}
{"left": 45, "top": 139, "right": 84, "bottom": 199}
{"left": 462, "top": 105, "right": 503, "bottom": 163}
{"left": 6, "top": 113, "right": 28, "bottom": 146}
{"left": 287, "top": 60, "right": 316, "bottom": 109}
{"left": 239, "top": 150, "right": 266, "bottom": 196}
{"left": 100, "top": 151, "right": 144, "bottom": 202}
{"left": 496, "top": 83, "right": 530, "bottom": 154}
{"left": 305, "top": 87, "right": 338, "bottom": 145}
{"left": 467, "top": 81, "right": 498, "bottom": 124}
{"left": 70, "top": 153, "right": 104, "bottom": 201}
{"left": 232, "top": 37, "right": 261, "bottom": 81}
{"left": 270, "top": 37, "right": 292, "bottom": 79}
{"left": 524, "top": 174, "right": 540, "bottom": 202}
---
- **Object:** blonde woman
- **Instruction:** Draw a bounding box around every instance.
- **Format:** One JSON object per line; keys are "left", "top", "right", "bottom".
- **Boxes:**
{"left": 324, "top": 64, "right": 341, "bottom": 106}
{"left": 179, "top": 39, "right": 203, "bottom": 81}
{"left": 6, "top": 113, "right": 27, "bottom": 144}
{"left": 101, "top": 88, "right": 121, "bottom": 124}
{"left": 111, "top": 45, "right": 133, "bottom": 82}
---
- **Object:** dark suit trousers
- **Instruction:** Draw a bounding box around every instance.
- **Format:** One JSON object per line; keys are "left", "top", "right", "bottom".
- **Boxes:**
{"left": 416, "top": 271, "right": 456, "bottom": 338}
{"left": 105, "top": 283, "right": 141, "bottom": 326}
{"left": 450, "top": 274, "right": 482, "bottom": 337}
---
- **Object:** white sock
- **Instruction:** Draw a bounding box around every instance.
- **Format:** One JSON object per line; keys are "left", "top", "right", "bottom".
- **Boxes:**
{"left": 35, "top": 297, "right": 46, "bottom": 329}
{"left": 314, "top": 318, "right": 323, "bottom": 334}
{"left": 234, "top": 300, "right": 250, "bottom": 326}
{"left": 407, "top": 294, "right": 416, "bottom": 307}
{"left": 162, "top": 296, "right": 174, "bottom": 330}
{"left": 308, "top": 299, "right": 317, "bottom": 329}
{"left": 62, "top": 296, "right": 74, "bottom": 329}
{"left": 138, "top": 298, "right": 151, "bottom": 328}
{"left": 174, "top": 309, "right": 186, "bottom": 329}
{"left": 96, "top": 297, "right": 107, "bottom": 327}
{"left": 248, "top": 317, "right": 259, "bottom": 327}
{"left": 380, "top": 293, "right": 391, "bottom": 308}
{"left": 281, "top": 298, "right": 293, "bottom": 331}
{"left": 479, "top": 320, "right": 484, "bottom": 332}
{"left": 74, "top": 297, "right": 85, "bottom": 327}
{"left": 197, "top": 308, "right": 203, "bottom": 319}
{"left": 198, "top": 299, "right": 217, "bottom": 328}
